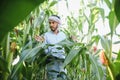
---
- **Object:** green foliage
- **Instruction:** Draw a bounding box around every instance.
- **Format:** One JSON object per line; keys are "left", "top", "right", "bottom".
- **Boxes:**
{"left": 104, "top": 0, "right": 112, "bottom": 9}
{"left": 114, "top": 51, "right": 120, "bottom": 79}
{"left": 108, "top": 11, "right": 119, "bottom": 37}
{"left": 0, "top": 0, "right": 45, "bottom": 43}
{"left": 11, "top": 43, "right": 45, "bottom": 79}
{"left": 63, "top": 43, "right": 85, "bottom": 68}
{"left": 100, "top": 36, "right": 112, "bottom": 58}
{"left": 114, "top": 0, "right": 120, "bottom": 22}
{"left": 0, "top": 57, "right": 9, "bottom": 73}
{"left": 0, "top": 0, "right": 120, "bottom": 80}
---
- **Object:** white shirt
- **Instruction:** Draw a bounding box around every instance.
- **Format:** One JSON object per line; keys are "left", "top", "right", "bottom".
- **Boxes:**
{"left": 44, "top": 31, "right": 66, "bottom": 44}
{"left": 44, "top": 31, "right": 66, "bottom": 59}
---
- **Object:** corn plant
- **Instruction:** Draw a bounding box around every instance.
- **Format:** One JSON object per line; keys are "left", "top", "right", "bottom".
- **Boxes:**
{"left": 62, "top": 0, "right": 120, "bottom": 80}
{"left": 0, "top": 0, "right": 58, "bottom": 80}
{"left": 0, "top": 0, "right": 120, "bottom": 80}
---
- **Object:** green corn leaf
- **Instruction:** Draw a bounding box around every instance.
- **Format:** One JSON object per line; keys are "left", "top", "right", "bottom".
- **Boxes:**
{"left": 113, "top": 41, "right": 120, "bottom": 44}
{"left": 91, "top": 7, "right": 99, "bottom": 24}
{"left": 100, "top": 36, "right": 111, "bottom": 56}
{"left": 49, "top": 1, "right": 58, "bottom": 8}
{"left": 11, "top": 43, "right": 43, "bottom": 78}
{"left": 0, "top": 57, "right": 9, "bottom": 73}
{"left": 114, "top": 0, "right": 120, "bottom": 22}
{"left": 62, "top": 46, "right": 81, "bottom": 68}
{"left": 104, "top": 0, "right": 112, "bottom": 9}
{"left": 0, "top": 0, "right": 45, "bottom": 43}
{"left": 89, "top": 53, "right": 104, "bottom": 80}
{"left": 108, "top": 11, "right": 119, "bottom": 37}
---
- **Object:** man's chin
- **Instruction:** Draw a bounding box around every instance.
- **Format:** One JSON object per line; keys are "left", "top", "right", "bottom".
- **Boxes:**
{"left": 51, "top": 28, "right": 55, "bottom": 31}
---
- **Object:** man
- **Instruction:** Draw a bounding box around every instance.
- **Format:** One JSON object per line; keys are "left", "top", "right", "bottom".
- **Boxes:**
{"left": 35, "top": 15, "right": 67, "bottom": 80}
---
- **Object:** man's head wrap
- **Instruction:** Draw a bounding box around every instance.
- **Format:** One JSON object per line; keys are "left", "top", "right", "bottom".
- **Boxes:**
{"left": 48, "top": 15, "right": 61, "bottom": 25}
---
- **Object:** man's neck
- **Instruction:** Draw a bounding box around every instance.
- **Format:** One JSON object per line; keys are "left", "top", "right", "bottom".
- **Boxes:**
{"left": 53, "top": 30, "right": 59, "bottom": 35}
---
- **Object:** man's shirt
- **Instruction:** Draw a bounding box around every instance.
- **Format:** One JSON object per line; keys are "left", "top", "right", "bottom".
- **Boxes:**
{"left": 44, "top": 31, "right": 66, "bottom": 44}
{"left": 44, "top": 31, "right": 66, "bottom": 59}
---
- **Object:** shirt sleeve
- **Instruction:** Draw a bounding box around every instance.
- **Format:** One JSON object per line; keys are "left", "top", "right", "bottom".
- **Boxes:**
{"left": 43, "top": 33, "right": 49, "bottom": 54}
{"left": 61, "top": 32, "right": 67, "bottom": 40}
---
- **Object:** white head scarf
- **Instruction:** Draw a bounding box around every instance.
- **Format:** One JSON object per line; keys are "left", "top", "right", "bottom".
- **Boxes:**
{"left": 48, "top": 15, "right": 61, "bottom": 25}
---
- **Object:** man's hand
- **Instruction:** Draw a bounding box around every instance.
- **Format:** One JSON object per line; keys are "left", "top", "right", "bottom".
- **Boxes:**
{"left": 34, "top": 35, "right": 44, "bottom": 42}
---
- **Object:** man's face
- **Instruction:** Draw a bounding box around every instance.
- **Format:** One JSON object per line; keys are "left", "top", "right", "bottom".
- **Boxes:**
{"left": 49, "top": 20, "right": 58, "bottom": 32}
